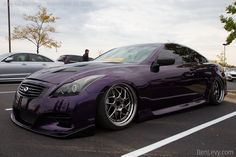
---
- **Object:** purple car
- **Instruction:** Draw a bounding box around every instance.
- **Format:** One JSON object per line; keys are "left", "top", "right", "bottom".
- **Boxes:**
{"left": 11, "top": 43, "right": 227, "bottom": 137}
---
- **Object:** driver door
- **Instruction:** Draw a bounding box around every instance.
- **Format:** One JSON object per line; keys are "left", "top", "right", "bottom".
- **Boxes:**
{"left": 144, "top": 44, "right": 202, "bottom": 112}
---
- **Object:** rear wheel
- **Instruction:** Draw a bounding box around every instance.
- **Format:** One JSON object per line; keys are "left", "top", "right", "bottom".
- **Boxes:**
{"left": 97, "top": 84, "right": 137, "bottom": 130}
{"left": 209, "top": 79, "right": 225, "bottom": 105}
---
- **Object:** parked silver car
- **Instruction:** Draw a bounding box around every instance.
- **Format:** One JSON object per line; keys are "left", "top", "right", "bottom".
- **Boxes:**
{"left": 225, "top": 67, "right": 236, "bottom": 82}
{"left": 0, "top": 53, "right": 63, "bottom": 82}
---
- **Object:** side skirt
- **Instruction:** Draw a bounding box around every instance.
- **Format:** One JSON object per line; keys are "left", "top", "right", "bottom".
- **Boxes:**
{"left": 152, "top": 100, "right": 206, "bottom": 116}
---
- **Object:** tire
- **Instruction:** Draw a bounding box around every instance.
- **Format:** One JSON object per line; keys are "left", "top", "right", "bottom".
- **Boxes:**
{"left": 209, "top": 78, "right": 225, "bottom": 105}
{"left": 96, "top": 83, "right": 137, "bottom": 130}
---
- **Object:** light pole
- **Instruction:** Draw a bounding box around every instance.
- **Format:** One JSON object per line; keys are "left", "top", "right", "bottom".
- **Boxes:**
{"left": 7, "top": 0, "right": 11, "bottom": 53}
{"left": 223, "top": 43, "right": 227, "bottom": 66}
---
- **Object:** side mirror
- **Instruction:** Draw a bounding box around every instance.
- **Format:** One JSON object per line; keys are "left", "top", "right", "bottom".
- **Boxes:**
{"left": 150, "top": 62, "right": 160, "bottom": 73}
{"left": 157, "top": 58, "right": 175, "bottom": 66}
{"left": 4, "top": 57, "right": 13, "bottom": 63}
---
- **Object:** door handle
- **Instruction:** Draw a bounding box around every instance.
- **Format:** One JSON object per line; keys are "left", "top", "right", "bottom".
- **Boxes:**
{"left": 22, "top": 63, "right": 27, "bottom": 66}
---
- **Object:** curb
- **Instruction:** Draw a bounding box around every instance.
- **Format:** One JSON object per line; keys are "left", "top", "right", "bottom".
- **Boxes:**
{"left": 227, "top": 90, "right": 236, "bottom": 95}
{"left": 226, "top": 91, "right": 236, "bottom": 100}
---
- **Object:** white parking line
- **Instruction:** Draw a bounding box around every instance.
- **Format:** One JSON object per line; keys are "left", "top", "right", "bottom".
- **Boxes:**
{"left": 5, "top": 108, "right": 12, "bottom": 111}
{"left": 121, "top": 111, "right": 236, "bottom": 157}
{"left": 0, "top": 91, "right": 15, "bottom": 94}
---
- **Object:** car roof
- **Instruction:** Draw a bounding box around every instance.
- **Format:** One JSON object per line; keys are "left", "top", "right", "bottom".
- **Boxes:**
{"left": 0, "top": 52, "right": 45, "bottom": 56}
{"left": 0, "top": 52, "right": 54, "bottom": 61}
{"left": 120, "top": 43, "right": 163, "bottom": 48}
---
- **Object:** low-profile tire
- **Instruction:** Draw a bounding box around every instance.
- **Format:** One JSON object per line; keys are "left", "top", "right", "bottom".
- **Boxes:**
{"left": 209, "top": 78, "right": 225, "bottom": 105}
{"left": 96, "top": 83, "right": 137, "bottom": 130}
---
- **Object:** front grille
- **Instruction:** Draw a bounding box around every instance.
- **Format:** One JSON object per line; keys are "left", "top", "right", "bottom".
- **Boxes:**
{"left": 18, "top": 82, "right": 45, "bottom": 98}
{"left": 231, "top": 74, "right": 236, "bottom": 77}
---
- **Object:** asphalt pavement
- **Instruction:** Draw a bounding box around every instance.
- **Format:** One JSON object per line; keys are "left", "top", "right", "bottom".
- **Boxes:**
{"left": 0, "top": 82, "right": 235, "bottom": 157}
{"left": 227, "top": 81, "right": 236, "bottom": 91}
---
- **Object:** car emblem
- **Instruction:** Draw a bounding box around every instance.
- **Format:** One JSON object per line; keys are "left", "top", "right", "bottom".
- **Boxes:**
{"left": 23, "top": 87, "right": 29, "bottom": 93}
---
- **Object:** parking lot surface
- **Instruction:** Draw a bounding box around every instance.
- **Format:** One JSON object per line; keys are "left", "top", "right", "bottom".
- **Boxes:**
{"left": 227, "top": 81, "right": 236, "bottom": 91}
{"left": 0, "top": 82, "right": 235, "bottom": 157}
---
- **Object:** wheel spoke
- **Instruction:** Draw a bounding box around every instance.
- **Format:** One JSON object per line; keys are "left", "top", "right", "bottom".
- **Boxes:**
{"left": 106, "top": 101, "right": 115, "bottom": 105}
{"left": 108, "top": 95, "right": 115, "bottom": 99}
{"left": 111, "top": 89, "right": 116, "bottom": 97}
{"left": 109, "top": 109, "right": 116, "bottom": 118}
{"left": 122, "top": 88, "right": 127, "bottom": 99}
{"left": 107, "top": 104, "right": 114, "bottom": 113}
{"left": 114, "top": 111, "right": 119, "bottom": 120}
{"left": 114, "top": 88, "right": 122, "bottom": 97}
{"left": 124, "top": 102, "right": 131, "bottom": 108}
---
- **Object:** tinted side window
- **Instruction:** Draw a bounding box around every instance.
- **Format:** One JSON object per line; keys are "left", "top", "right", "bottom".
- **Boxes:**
{"left": 187, "top": 48, "right": 208, "bottom": 64}
{"left": 159, "top": 44, "right": 185, "bottom": 65}
{"left": 185, "top": 48, "right": 199, "bottom": 63}
{"left": 74, "top": 56, "right": 83, "bottom": 62}
{"left": 29, "top": 54, "right": 52, "bottom": 62}
{"left": 165, "top": 44, "right": 203, "bottom": 64}
{"left": 40, "top": 56, "right": 53, "bottom": 62}
{"left": 193, "top": 52, "right": 208, "bottom": 63}
{"left": 11, "top": 54, "right": 28, "bottom": 62}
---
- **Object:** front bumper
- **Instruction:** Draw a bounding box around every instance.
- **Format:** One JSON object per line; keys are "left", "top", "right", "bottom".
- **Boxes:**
{"left": 11, "top": 112, "right": 95, "bottom": 138}
{"left": 11, "top": 80, "right": 98, "bottom": 138}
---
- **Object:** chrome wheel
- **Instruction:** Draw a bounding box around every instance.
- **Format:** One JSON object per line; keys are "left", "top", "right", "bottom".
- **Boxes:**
{"left": 212, "top": 80, "right": 224, "bottom": 103}
{"left": 104, "top": 84, "right": 137, "bottom": 127}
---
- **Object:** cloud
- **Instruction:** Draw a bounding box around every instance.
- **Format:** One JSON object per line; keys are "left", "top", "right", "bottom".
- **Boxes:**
{"left": 0, "top": 0, "right": 235, "bottom": 64}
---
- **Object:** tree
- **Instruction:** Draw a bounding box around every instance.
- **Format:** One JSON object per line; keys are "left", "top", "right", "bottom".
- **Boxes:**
{"left": 12, "top": 6, "right": 61, "bottom": 54}
{"left": 216, "top": 52, "right": 227, "bottom": 66}
{"left": 220, "top": 1, "right": 236, "bottom": 45}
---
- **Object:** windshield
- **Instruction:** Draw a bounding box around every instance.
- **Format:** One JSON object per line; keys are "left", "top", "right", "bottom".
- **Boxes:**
{"left": 0, "top": 53, "right": 10, "bottom": 61}
{"left": 94, "top": 45, "right": 159, "bottom": 63}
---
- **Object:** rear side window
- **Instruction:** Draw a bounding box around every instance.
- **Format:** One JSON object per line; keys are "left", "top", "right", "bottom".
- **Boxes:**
{"left": 186, "top": 48, "right": 208, "bottom": 64}
{"left": 11, "top": 54, "right": 28, "bottom": 62}
{"left": 194, "top": 53, "right": 208, "bottom": 63}
{"left": 163, "top": 44, "right": 207, "bottom": 64}
{"left": 74, "top": 56, "right": 83, "bottom": 62}
{"left": 159, "top": 44, "right": 186, "bottom": 65}
{"left": 29, "top": 54, "right": 53, "bottom": 62}
{"left": 68, "top": 56, "right": 83, "bottom": 62}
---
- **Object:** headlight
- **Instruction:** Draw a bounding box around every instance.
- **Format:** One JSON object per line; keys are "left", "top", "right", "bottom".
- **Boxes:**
{"left": 52, "top": 75, "right": 104, "bottom": 97}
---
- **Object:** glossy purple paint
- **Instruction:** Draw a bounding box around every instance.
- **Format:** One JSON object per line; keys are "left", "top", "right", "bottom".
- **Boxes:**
{"left": 11, "top": 43, "right": 227, "bottom": 137}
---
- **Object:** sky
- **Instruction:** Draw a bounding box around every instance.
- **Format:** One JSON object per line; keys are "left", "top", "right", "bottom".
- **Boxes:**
{"left": 0, "top": 0, "right": 236, "bottom": 65}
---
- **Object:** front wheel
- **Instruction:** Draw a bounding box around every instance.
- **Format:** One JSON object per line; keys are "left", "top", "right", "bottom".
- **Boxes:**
{"left": 97, "top": 84, "right": 137, "bottom": 130}
{"left": 209, "top": 79, "right": 225, "bottom": 105}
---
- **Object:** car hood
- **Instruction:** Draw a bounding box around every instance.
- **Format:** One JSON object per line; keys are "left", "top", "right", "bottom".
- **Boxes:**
{"left": 27, "top": 61, "right": 141, "bottom": 84}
